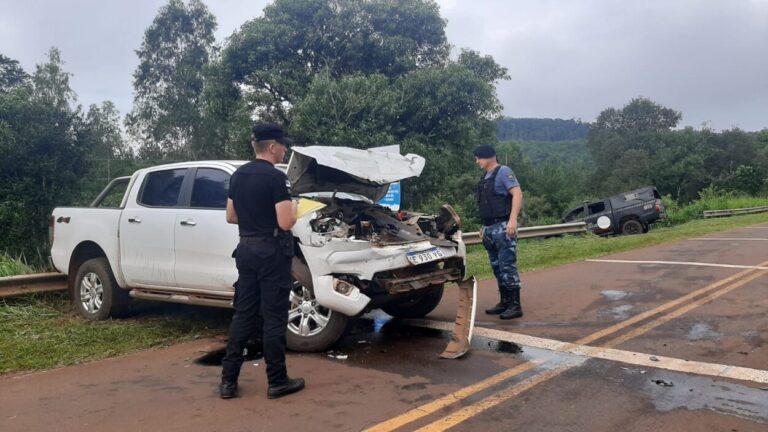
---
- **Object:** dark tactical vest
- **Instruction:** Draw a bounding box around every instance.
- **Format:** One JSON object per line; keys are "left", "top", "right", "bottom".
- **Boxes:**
{"left": 476, "top": 165, "right": 512, "bottom": 224}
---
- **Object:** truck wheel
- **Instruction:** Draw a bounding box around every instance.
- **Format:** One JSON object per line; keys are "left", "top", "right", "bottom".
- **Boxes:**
{"left": 621, "top": 219, "right": 644, "bottom": 235}
{"left": 381, "top": 284, "right": 444, "bottom": 319}
{"left": 286, "top": 281, "right": 349, "bottom": 352}
{"left": 73, "top": 257, "right": 130, "bottom": 320}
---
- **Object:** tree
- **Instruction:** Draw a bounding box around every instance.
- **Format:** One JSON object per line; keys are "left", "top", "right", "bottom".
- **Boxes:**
{"left": 220, "top": 0, "right": 450, "bottom": 124}
{"left": 0, "top": 49, "right": 95, "bottom": 257}
{"left": 587, "top": 97, "right": 682, "bottom": 194}
{"left": 0, "top": 54, "right": 29, "bottom": 92}
{"left": 126, "top": 0, "right": 217, "bottom": 159}
{"left": 209, "top": 0, "right": 509, "bottom": 216}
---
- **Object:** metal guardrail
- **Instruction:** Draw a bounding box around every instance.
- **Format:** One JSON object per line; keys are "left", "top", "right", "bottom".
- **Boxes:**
{"left": 462, "top": 221, "right": 587, "bottom": 245}
{"left": 0, "top": 272, "right": 68, "bottom": 298}
{"left": 703, "top": 205, "right": 768, "bottom": 219}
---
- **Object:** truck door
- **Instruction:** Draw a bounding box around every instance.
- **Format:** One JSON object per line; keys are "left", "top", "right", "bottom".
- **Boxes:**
{"left": 174, "top": 167, "right": 239, "bottom": 291}
{"left": 119, "top": 168, "right": 187, "bottom": 287}
{"left": 586, "top": 200, "right": 613, "bottom": 235}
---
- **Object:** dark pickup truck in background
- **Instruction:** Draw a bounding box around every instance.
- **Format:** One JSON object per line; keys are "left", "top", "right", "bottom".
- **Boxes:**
{"left": 561, "top": 186, "right": 666, "bottom": 235}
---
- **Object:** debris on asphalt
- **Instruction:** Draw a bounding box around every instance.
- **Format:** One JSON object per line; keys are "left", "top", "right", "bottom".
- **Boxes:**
{"left": 326, "top": 351, "right": 349, "bottom": 360}
{"left": 652, "top": 379, "right": 674, "bottom": 387}
{"left": 649, "top": 356, "right": 659, "bottom": 361}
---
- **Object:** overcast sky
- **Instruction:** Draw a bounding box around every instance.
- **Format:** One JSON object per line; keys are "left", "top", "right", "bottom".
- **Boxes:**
{"left": 2, "top": 0, "right": 767, "bottom": 131}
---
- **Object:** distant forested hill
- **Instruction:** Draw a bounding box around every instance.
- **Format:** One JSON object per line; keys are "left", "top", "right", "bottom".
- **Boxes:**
{"left": 519, "top": 140, "right": 592, "bottom": 165}
{"left": 496, "top": 118, "right": 590, "bottom": 142}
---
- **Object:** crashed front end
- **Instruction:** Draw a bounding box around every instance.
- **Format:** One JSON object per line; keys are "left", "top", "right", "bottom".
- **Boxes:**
{"left": 292, "top": 197, "right": 466, "bottom": 316}
{"left": 287, "top": 145, "right": 475, "bottom": 357}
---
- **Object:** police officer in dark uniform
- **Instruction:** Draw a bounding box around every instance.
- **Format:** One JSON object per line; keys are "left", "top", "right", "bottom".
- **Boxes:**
{"left": 474, "top": 144, "right": 525, "bottom": 320}
{"left": 219, "top": 123, "right": 305, "bottom": 399}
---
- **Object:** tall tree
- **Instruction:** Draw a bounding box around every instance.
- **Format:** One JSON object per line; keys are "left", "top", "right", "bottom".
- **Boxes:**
{"left": 587, "top": 97, "right": 681, "bottom": 194}
{"left": 0, "top": 49, "right": 95, "bottom": 256}
{"left": 220, "top": 0, "right": 450, "bottom": 124}
{"left": 126, "top": 0, "right": 216, "bottom": 159}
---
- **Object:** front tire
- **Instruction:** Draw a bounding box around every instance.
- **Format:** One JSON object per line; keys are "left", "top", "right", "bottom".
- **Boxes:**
{"left": 72, "top": 257, "right": 130, "bottom": 320}
{"left": 286, "top": 279, "right": 349, "bottom": 352}
{"left": 381, "top": 284, "right": 444, "bottom": 318}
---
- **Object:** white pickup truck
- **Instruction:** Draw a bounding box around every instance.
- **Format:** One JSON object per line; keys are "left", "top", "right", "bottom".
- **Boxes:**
{"left": 50, "top": 146, "right": 467, "bottom": 352}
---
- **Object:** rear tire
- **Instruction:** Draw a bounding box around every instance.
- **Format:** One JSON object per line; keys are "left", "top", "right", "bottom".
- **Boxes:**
{"left": 620, "top": 219, "right": 644, "bottom": 235}
{"left": 381, "top": 284, "right": 444, "bottom": 318}
{"left": 72, "top": 257, "right": 130, "bottom": 320}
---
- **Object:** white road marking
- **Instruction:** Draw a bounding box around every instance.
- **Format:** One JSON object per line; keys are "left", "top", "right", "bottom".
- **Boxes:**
{"left": 408, "top": 320, "right": 768, "bottom": 384}
{"left": 586, "top": 259, "right": 768, "bottom": 270}
{"left": 689, "top": 237, "right": 768, "bottom": 241}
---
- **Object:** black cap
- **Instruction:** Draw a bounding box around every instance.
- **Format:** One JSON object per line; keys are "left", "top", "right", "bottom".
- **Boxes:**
{"left": 252, "top": 122, "right": 292, "bottom": 146}
{"left": 473, "top": 144, "right": 496, "bottom": 159}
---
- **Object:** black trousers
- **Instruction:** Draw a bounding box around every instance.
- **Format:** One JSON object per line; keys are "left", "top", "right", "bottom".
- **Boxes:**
{"left": 221, "top": 238, "right": 293, "bottom": 386}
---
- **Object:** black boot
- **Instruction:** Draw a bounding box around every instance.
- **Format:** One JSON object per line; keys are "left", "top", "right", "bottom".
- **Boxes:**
{"left": 500, "top": 288, "right": 523, "bottom": 320}
{"left": 485, "top": 289, "right": 511, "bottom": 315}
{"left": 219, "top": 380, "right": 238, "bottom": 399}
{"left": 268, "top": 377, "right": 305, "bottom": 399}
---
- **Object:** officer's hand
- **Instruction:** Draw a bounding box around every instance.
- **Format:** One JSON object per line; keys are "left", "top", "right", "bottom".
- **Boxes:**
{"left": 506, "top": 219, "right": 517, "bottom": 238}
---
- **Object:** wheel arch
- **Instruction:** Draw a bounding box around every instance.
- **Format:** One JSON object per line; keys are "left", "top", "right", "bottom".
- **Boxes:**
{"left": 68, "top": 242, "right": 117, "bottom": 291}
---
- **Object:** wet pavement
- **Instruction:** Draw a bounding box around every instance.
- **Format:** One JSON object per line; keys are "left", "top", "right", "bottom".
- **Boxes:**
{"left": 1, "top": 223, "right": 767, "bottom": 431}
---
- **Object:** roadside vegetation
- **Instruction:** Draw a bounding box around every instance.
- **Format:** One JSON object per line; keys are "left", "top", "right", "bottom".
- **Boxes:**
{"left": 0, "top": 253, "right": 35, "bottom": 277}
{"left": 0, "top": 293, "right": 230, "bottom": 375}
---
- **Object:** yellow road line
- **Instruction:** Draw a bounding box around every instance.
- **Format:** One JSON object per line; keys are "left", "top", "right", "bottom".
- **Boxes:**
{"left": 363, "top": 360, "right": 543, "bottom": 432}
{"left": 575, "top": 261, "right": 768, "bottom": 345}
{"left": 603, "top": 268, "right": 766, "bottom": 348}
{"left": 366, "top": 259, "right": 768, "bottom": 431}
{"left": 413, "top": 365, "right": 572, "bottom": 432}
{"left": 412, "top": 266, "right": 768, "bottom": 431}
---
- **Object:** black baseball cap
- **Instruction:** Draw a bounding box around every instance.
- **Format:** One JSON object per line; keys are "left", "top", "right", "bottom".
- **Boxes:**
{"left": 252, "top": 122, "right": 293, "bottom": 146}
{"left": 473, "top": 144, "right": 496, "bottom": 159}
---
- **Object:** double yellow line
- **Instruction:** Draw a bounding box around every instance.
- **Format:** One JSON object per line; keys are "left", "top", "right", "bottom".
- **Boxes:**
{"left": 366, "top": 259, "right": 768, "bottom": 432}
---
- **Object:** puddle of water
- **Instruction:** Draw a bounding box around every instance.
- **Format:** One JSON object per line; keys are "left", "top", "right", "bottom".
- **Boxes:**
{"left": 688, "top": 322, "right": 721, "bottom": 341}
{"left": 601, "top": 290, "right": 629, "bottom": 301}
{"left": 598, "top": 304, "right": 635, "bottom": 321}
{"left": 194, "top": 340, "right": 263, "bottom": 366}
{"left": 641, "top": 373, "right": 768, "bottom": 424}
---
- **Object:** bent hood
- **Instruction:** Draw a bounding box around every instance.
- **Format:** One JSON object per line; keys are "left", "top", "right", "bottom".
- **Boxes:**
{"left": 287, "top": 146, "right": 426, "bottom": 201}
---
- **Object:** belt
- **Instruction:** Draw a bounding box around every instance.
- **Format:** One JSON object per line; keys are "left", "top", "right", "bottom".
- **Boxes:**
{"left": 482, "top": 215, "right": 510, "bottom": 226}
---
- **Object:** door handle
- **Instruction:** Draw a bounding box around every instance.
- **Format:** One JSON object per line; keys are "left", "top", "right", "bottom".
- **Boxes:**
{"left": 180, "top": 219, "right": 197, "bottom": 226}
{"left": 128, "top": 217, "right": 142, "bottom": 223}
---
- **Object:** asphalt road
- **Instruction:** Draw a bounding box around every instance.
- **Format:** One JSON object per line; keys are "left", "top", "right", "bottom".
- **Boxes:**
{"left": 2, "top": 224, "right": 767, "bottom": 432}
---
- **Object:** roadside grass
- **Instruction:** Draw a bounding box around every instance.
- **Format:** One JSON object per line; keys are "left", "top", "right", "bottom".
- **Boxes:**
{"left": 0, "top": 252, "right": 36, "bottom": 277}
{"left": 0, "top": 293, "right": 230, "bottom": 375}
{"left": 466, "top": 212, "right": 768, "bottom": 280}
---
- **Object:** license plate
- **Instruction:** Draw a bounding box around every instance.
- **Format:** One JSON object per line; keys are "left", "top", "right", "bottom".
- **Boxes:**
{"left": 406, "top": 247, "right": 445, "bottom": 265}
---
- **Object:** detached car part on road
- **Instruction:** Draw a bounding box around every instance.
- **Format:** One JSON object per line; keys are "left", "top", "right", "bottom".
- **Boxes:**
{"left": 561, "top": 186, "right": 666, "bottom": 236}
{"left": 50, "top": 146, "right": 470, "bottom": 352}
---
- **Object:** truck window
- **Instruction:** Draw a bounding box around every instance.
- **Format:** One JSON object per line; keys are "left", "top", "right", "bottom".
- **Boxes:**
{"left": 190, "top": 168, "right": 230, "bottom": 209}
{"left": 139, "top": 169, "right": 187, "bottom": 207}
{"left": 588, "top": 202, "right": 605, "bottom": 214}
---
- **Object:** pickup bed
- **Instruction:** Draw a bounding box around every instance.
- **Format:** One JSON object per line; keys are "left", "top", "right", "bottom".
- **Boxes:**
{"left": 51, "top": 148, "right": 466, "bottom": 352}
